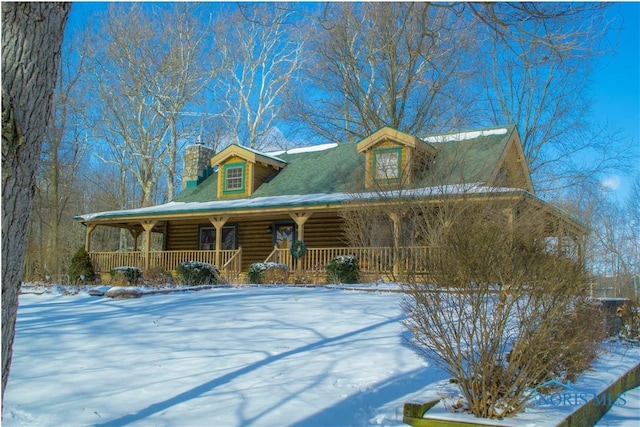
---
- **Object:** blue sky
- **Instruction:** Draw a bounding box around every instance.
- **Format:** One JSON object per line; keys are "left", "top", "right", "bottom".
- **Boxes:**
{"left": 589, "top": 2, "right": 639, "bottom": 198}
{"left": 65, "top": 2, "right": 640, "bottom": 199}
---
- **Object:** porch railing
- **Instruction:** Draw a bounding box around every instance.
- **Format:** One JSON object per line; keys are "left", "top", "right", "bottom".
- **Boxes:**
{"left": 221, "top": 247, "right": 242, "bottom": 283}
{"left": 264, "top": 245, "right": 293, "bottom": 266}
{"left": 90, "top": 249, "right": 243, "bottom": 281}
{"left": 90, "top": 252, "right": 145, "bottom": 273}
{"left": 89, "top": 246, "right": 441, "bottom": 283}
{"left": 264, "top": 246, "right": 441, "bottom": 276}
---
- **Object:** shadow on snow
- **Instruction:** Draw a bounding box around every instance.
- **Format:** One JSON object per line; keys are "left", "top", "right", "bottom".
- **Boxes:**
{"left": 94, "top": 315, "right": 404, "bottom": 427}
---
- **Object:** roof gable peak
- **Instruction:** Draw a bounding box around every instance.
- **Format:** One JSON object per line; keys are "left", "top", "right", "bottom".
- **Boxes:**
{"left": 210, "top": 144, "right": 287, "bottom": 169}
{"left": 356, "top": 127, "right": 435, "bottom": 155}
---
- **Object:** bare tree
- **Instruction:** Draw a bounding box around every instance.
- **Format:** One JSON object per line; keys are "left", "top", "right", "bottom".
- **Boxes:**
{"left": 592, "top": 199, "right": 632, "bottom": 279}
{"left": 297, "top": 3, "right": 468, "bottom": 143}
{"left": 26, "top": 31, "right": 89, "bottom": 282}
{"left": 586, "top": 177, "right": 640, "bottom": 295}
{"left": 555, "top": 173, "right": 639, "bottom": 298}
{"left": 212, "top": 3, "right": 305, "bottom": 150}
{"left": 295, "top": 2, "right": 627, "bottom": 198}
{"left": 86, "top": 3, "right": 214, "bottom": 206}
{"left": 625, "top": 177, "right": 640, "bottom": 278}
{"left": 152, "top": 4, "right": 217, "bottom": 200}
{"left": 2, "top": 1, "right": 70, "bottom": 407}
{"left": 467, "top": 3, "right": 628, "bottom": 194}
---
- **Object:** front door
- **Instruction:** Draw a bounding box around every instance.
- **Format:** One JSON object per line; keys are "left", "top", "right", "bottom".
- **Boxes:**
{"left": 274, "top": 223, "right": 295, "bottom": 249}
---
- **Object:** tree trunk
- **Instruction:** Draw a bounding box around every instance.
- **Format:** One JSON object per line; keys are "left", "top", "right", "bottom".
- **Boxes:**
{"left": 1, "top": 1, "right": 70, "bottom": 409}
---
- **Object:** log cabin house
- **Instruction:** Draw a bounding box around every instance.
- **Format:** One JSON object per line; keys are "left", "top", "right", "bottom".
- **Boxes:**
{"left": 75, "top": 125, "right": 587, "bottom": 283}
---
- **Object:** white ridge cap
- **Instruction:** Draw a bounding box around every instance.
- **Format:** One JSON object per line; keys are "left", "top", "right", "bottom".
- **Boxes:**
{"left": 266, "top": 143, "right": 339, "bottom": 156}
{"left": 423, "top": 128, "right": 508, "bottom": 143}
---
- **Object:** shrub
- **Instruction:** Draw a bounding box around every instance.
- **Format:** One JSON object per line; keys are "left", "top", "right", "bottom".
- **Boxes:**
{"left": 293, "top": 267, "right": 323, "bottom": 285}
{"left": 247, "top": 262, "right": 289, "bottom": 284}
{"left": 176, "top": 261, "right": 221, "bottom": 285}
{"left": 143, "top": 266, "right": 174, "bottom": 286}
{"left": 109, "top": 271, "right": 129, "bottom": 286}
{"left": 68, "top": 247, "right": 95, "bottom": 284}
{"left": 294, "top": 264, "right": 327, "bottom": 285}
{"left": 325, "top": 255, "right": 359, "bottom": 284}
{"left": 553, "top": 300, "right": 606, "bottom": 380}
{"left": 616, "top": 300, "right": 640, "bottom": 345}
{"left": 109, "top": 266, "right": 142, "bottom": 285}
{"left": 402, "top": 202, "right": 603, "bottom": 419}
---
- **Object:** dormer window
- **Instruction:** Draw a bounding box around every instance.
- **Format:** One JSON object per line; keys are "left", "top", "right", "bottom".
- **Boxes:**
{"left": 223, "top": 163, "right": 245, "bottom": 194}
{"left": 373, "top": 148, "right": 402, "bottom": 183}
{"left": 210, "top": 144, "right": 287, "bottom": 198}
{"left": 357, "top": 128, "right": 436, "bottom": 189}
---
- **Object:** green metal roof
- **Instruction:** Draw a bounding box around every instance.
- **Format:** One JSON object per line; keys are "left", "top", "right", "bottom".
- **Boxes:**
{"left": 175, "top": 125, "right": 515, "bottom": 203}
{"left": 424, "top": 125, "right": 516, "bottom": 185}
{"left": 257, "top": 143, "right": 366, "bottom": 196}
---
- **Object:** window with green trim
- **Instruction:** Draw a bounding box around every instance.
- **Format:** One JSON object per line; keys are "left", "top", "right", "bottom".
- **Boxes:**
{"left": 223, "top": 163, "right": 245, "bottom": 194}
{"left": 373, "top": 148, "right": 401, "bottom": 182}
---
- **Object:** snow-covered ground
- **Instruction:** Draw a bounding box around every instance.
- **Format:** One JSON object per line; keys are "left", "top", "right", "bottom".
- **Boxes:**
{"left": 4, "top": 285, "right": 639, "bottom": 426}
{"left": 597, "top": 387, "right": 640, "bottom": 426}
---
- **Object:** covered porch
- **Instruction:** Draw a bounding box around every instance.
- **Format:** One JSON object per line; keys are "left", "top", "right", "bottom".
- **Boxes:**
{"left": 78, "top": 191, "right": 587, "bottom": 284}
{"left": 81, "top": 206, "right": 355, "bottom": 283}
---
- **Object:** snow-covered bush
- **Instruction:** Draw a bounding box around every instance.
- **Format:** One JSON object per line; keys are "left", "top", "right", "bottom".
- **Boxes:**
{"left": 109, "top": 266, "right": 142, "bottom": 285}
{"left": 247, "top": 262, "right": 289, "bottom": 284}
{"left": 325, "top": 255, "right": 359, "bottom": 284}
{"left": 68, "top": 247, "right": 95, "bottom": 284}
{"left": 176, "top": 261, "right": 221, "bottom": 285}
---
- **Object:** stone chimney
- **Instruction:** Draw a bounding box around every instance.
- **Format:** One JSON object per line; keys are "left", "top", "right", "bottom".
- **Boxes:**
{"left": 182, "top": 144, "right": 214, "bottom": 189}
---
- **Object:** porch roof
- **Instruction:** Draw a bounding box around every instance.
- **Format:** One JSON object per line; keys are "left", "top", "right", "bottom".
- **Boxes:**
{"left": 75, "top": 183, "right": 524, "bottom": 222}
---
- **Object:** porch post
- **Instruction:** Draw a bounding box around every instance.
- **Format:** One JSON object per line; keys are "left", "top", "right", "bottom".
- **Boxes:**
{"left": 128, "top": 228, "right": 142, "bottom": 252}
{"left": 290, "top": 212, "right": 312, "bottom": 271}
{"left": 576, "top": 234, "right": 586, "bottom": 267}
{"left": 388, "top": 212, "right": 402, "bottom": 276}
{"left": 502, "top": 207, "right": 515, "bottom": 244}
{"left": 556, "top": 222, "right": 564, "bottom": 256}
{"left": 290, "top": 212, "right": 312, "bottom": 241}
{"left": 141, "top": 221, "right": 157, "bottom": 271}
{"left": 208, "top": 216, "right": 229, "bottom": 268}
{"left": 84, "top": 223, "right": 96, "bottom": 252}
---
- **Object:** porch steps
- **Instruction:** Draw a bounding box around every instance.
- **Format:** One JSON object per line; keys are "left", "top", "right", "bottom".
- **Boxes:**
{"left": 230, "top": 273, "right": 247, "bottom": 285}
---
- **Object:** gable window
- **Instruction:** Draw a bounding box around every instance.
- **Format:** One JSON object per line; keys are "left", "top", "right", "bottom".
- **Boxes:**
{"left": 223, "top": 163, "right": 245, "bottom": 194}
{"left": 199, "top": 225, "right": 238, "bottom": 250}
{"left": 373, "top": 148, "right": 402, "bottom": 183}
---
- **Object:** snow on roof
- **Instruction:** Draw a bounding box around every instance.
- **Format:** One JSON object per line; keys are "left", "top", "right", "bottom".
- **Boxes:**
{"left": 238, "top": 145, "right": 287, "bottom": 164}
{"left": 76, "top": 183, "right": 523, "bottom": 222}
{"left": 266, "top": 142, "right": 338, "bottom": 157}
{"left": 284, "top": 143, "right": 338, "bottom": 154}
{"left": 422, "top": 128, "right": 509, "bottom": 143}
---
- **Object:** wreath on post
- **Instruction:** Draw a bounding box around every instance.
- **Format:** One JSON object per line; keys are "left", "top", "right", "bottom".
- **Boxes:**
{"left": 290, "top": 240, "right": 307, "bottom": 258}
